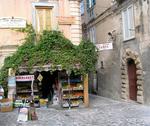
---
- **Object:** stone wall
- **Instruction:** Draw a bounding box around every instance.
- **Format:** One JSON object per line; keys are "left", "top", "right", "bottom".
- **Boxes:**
{"left": 69, "top": 0, "right": 82, "bottom": 45}
{"left": 121, "top": 48, "right": 144, "bottom": 103}
{"left": 82, "top": 0, "right": 150, "bottom": 104}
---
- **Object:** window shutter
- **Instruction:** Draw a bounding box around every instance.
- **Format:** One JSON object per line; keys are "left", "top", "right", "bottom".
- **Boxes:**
{"left": 122, "top": 5, "right": 135, "bottom": 40}
{"left": 86, "top": 0, "right": 89, "bottom": 10}
{"left": 128, "top": 6, "right": 134, "bottom": 37}
{"left": 122, "top": 9, "right": 129, "bottom": 39}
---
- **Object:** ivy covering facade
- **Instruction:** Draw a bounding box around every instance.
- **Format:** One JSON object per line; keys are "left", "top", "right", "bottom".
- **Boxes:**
{"left": 0, "top": 25, "right": 98, "bottom": 93}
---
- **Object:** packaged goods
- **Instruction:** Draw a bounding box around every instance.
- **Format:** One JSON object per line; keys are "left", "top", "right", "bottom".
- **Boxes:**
{"left": 17, "top": 108, "right": 28, "bottom": 122}
{"left": 39, "top": 99, "right": 48, "bottom": 108}
{"left": 14, "top": 100, "right": 23, "bottom": 108}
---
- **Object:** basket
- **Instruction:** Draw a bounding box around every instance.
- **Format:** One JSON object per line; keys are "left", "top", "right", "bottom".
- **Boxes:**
{"left": 0, "top": 98, "right": 13, "bottom": 112}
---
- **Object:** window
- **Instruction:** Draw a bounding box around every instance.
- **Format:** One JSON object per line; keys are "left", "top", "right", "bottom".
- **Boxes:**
{"left": 122, "top": 5, "right": 135, "bottom": 41}
{"left": 87, "top": 0, "right": 96, "bottom": 10}
{"left": 89, "top": 27, "right": 96, "bottom": 43}
{"left": 80, "top": 0, "right": 84, "bottom": 15}
{"left": 87, "top": 0, "right": 95, "bottom": 21}
{"left": 35, "top": 6, "right": 52, "bottom": 33}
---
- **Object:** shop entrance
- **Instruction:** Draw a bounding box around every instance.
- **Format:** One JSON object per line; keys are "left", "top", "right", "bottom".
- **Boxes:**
{"left": 127, "top": 59, "right": 137, "bottom": 101}
{"left": 35, "top": 70, "right": 59, "bottom": 102}
{"left": 40, "top": 71, "right": 54, "bottom": 99}
{"left": 15, "top": 69, "right": 87, "bottom": 108}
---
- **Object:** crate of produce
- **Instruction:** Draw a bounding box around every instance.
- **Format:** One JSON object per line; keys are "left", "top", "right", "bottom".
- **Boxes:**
{"left": 0, "top": 98, "right": 13, "bottom": 112}
{"left": 39, "top": 99, "right": 48, "bottom": 108}
{"left": 14, "top": 100, "right": 24, "bottom": 108}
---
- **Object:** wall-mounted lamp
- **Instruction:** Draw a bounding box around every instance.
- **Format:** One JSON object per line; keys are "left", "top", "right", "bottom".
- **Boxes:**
{"left": 108, "top": 30, "right": 116, "bottom": 41}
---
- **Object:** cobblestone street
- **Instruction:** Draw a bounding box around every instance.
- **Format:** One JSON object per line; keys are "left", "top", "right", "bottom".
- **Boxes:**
{"left": 1, "top": 95, "right": 150, "bottom": 126}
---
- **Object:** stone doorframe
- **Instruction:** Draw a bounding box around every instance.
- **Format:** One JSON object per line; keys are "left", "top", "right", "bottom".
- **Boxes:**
{"left": 121, "top": 48, "right": 144, "bottom": 104}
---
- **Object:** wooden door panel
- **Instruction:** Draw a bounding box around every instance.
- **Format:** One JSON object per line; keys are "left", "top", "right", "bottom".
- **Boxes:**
{"left": 36, "top": 7, "right": 51, "bottom": 33}
{"left": 127, "top": 59, "right": 137, "bottom": 101}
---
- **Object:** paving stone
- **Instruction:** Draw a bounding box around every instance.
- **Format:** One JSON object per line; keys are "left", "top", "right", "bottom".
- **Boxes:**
{"left": 0, "top": 95, "right": 150, "bottom": 126}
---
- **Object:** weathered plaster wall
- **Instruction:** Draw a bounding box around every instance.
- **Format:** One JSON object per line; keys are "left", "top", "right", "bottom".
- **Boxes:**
{"left": 94, "top": 0, "right": 111, "bottom": 17}
{"left": 95, "top": 12, "right": 122, "bottom": 100}
{"left": 0, "top": 0, "right": 34, "bottom": 66}
{"left": 0, "top": 0, "right": 33, "bottom": 47}
{"left": 82, "top": 0, "right": 111, "bottom": 24}
{"left": 0, "top": 0, "right": 82, "bottom": 67}
{"left": 138, "top": 0, "right": 150, "bottom": 105}
{"left": 86, "top": 0, "right": 150, "bottom": 104}
{"left": 119, "top": 0, "right": 150, "bottom": 104}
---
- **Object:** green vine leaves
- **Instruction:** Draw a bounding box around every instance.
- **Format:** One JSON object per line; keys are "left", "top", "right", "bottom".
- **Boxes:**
{"left": 0, "top": 25, "right": 98, "bottom": 92}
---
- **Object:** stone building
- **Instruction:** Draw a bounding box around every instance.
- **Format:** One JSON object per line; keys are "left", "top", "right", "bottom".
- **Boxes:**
{"left": 0, "top": 0, "right": 82, "bottom": 67}
{"left": 81, "top": 0, "right": 150, "bottom": 105}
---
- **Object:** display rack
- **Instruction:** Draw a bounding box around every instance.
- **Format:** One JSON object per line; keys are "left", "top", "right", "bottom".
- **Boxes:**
{"left": 16, "top": 81, "right": 39, "bottom": 100}
{"left": 60, "top": 74, "right": 84, "bottom": 108}
{"left": 16, "top": 75, "right": 38, "bottom": 100}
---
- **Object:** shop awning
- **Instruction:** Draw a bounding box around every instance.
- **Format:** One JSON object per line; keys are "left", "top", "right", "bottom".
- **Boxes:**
{"left": 18, "top": 64, "right": 62, "bottom": 73}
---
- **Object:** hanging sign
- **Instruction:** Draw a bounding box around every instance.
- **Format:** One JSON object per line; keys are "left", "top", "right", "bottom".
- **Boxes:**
{"left": 37, "top": 74, "right": 43, "bottom": 82}
{"left": 0, "top": 17, "right": 26, "bottom": 28}
{"left": 16, "top": 75, "right": 34, "bottom": 82}
{"left": 96, "top": 43, "right": 113, "bottom": 51}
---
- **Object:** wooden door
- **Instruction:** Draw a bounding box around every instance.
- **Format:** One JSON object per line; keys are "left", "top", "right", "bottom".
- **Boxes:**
{"left": 127, "top": 59, "right": 137, "bottom": 101}
{"left": 35, "top": 7, "right": 52, "bottom": 33}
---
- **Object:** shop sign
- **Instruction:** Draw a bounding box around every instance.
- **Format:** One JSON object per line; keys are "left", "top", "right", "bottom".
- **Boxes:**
{"left": 8, "top": 76, "right": 16, "bottom": 87}
{"left": 58, "top": 16, "right": 75, "bottom": 25}
{"left": 16, "top": 75, "right": 34, "bottom": 82}
{"left": 96, "top": 43, "right": 113, "bottom": 51}
{"left": 0, "top": 17, "right": 26, "bottom": 28}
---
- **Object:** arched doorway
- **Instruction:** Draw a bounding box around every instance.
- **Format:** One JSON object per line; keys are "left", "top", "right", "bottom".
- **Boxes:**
{"left": 121, "top": 48, "right": 144, "bottom": 104}
{"left": 127, "top": 59, "right": 137, "bottom": 101}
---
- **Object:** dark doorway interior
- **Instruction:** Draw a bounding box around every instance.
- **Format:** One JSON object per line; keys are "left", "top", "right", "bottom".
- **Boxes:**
{"left": 36, "top": 70, "right": 59, "bottom": 101}
{"left": 127, "top": 59, "right": 137, "bottom": 101}
{"left": 40, "top": 71, "right": 54, "bottom": 99}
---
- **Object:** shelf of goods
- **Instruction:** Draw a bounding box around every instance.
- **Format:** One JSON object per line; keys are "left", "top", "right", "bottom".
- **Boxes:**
{"left": 17, "top": 90, "right": 38, "bottom": 93}
{"left": 16, "top": 81, "right": 39, "bottom": 100}
{"left": 61, "top": 80, "right": 84, "bottom": 108}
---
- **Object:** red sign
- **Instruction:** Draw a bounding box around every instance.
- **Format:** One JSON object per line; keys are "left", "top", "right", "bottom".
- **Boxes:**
{"left": 16, "top": 75, "right": 34, "bottom": 82}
